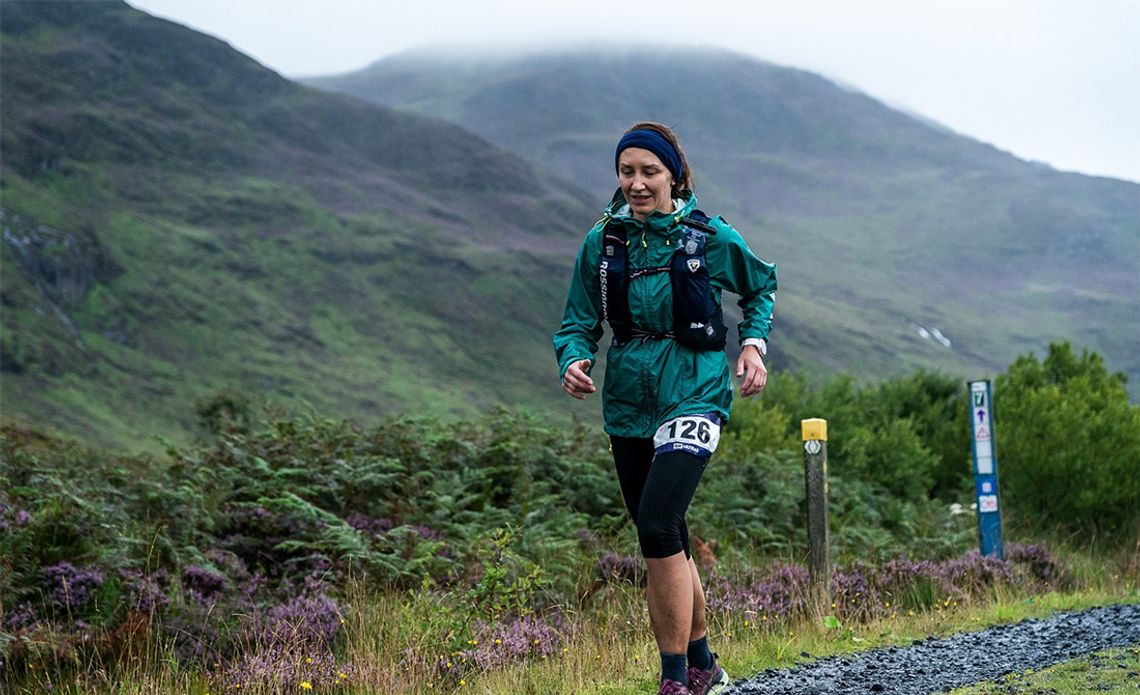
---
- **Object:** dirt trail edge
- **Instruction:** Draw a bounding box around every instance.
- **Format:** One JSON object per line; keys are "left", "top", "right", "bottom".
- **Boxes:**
{"left": 726, "top": 603, "right": 1139, "bottom": 694}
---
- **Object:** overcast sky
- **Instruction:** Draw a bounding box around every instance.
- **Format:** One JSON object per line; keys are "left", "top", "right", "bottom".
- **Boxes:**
{"left": 129, "top": 0, "right": 1140, "bottom": 184}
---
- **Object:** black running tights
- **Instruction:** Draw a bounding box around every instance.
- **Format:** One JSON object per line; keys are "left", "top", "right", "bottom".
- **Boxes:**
{"left": 610, "top": 435, "right": 708, "bottom": 559}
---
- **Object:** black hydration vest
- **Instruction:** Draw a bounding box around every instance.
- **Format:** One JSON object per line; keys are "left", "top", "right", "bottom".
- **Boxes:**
{"left": 599, "top": 210, "right": 728, "bottom": 351}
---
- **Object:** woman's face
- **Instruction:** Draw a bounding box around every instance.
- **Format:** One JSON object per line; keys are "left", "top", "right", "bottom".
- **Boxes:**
{"left": 617, "top": 147, "right": 675, "bottom": 221}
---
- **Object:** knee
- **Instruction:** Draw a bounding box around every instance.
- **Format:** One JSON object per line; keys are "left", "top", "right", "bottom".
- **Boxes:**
{"left": 637, "top": 508, "right": 685, "bottom": 559}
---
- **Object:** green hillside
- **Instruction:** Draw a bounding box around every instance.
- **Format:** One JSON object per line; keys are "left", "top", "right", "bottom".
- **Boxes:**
{"left": 0, "top": 1, "right": 600, "bottom": 449}
{"left": 3, "top": 5, "right": 1137, "bottom": 452}
{"left": 309, "top": 48, "right": 1140, "bottom": 393}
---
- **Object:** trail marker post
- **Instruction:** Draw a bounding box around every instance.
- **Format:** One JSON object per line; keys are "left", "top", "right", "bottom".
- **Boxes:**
{"left": 801, "top": 418, "right": 830, "bottom": 610}
{"left": 968, "top": 380, "right": 1004, "bottom": 559}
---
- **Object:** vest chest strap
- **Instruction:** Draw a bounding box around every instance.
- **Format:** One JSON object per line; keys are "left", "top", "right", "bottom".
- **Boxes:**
{"left": 598, "top": 211, "right": 727, "bottom": 351}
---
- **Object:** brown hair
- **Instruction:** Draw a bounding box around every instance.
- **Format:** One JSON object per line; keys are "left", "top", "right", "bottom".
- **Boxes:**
{"left": 624, "top": 121, "right": 694, "bottom": 197}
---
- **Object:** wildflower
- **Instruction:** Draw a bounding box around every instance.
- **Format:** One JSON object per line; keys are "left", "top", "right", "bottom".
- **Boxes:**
{"left": 459, "top": 679, "right": 466, "bottom": 687}
{"left": 300, "top": 682, "right": 312, "bottom": 691}
{"left": 494, "top": 639, "right": 502, "bottom": 644}
{"left": 338, "top": 673, "right": 347, "bottom": 680}
{"left": 305, "top": 657, "right": 313, "bottom": 664}
{"left": 743, "top": 620, "right": 750, "bottom": 627}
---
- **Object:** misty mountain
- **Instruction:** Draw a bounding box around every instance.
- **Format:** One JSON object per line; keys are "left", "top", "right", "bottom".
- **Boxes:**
{"left": 310, "top": 48, "right": 1140, "bottom": 392}
{"left": 0, "top": 1, "right": 598, "bottom": 447}
{"left": 3, "top": 3, "right": 1137, "bottom": 451}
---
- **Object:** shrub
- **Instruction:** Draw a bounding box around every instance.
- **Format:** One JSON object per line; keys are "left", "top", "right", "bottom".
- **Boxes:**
{"left": 995, "top": 343, "right": 1140, "bottom": 537}
{"left": 1, "top": 345, "right": 1132, "bottom": 686}
{"left": 755, "top": 370, "right": 969, "bottom": 501}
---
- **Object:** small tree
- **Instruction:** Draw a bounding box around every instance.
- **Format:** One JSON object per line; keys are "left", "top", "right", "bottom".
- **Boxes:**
{"left": 995, "top": 343, "right": 1140, "bottom": 537}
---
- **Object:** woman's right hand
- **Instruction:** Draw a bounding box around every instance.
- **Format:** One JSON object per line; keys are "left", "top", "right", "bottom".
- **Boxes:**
{"left": 562, "top": 359, "right": 596, "bottom": 400}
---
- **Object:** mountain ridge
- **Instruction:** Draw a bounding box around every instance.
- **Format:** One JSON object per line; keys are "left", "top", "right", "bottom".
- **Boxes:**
{"left": 307, "top": 47, "right": 1140, "bottom": 393}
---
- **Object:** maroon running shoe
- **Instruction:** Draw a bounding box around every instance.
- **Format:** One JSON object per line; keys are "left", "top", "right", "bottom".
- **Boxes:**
{"left": 657, "top": 678, "right": 690, "bottom": 695}
{"left": 687, "top": 658, "right": 730, "bottom": 695}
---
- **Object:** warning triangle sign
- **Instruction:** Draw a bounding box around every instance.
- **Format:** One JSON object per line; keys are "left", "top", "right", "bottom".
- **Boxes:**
{"left": 976, "top": 426, "right": 991, "bottom": 440}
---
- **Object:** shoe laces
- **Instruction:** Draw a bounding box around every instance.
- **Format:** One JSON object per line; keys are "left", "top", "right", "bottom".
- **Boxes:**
{"left": 687, "top": 666, "right": 711, "bottom": 691}
{"left": 658, "top": 678, "right": 690, "bottom": 695}
{"left": 687, "top": 660, "right": 723, "bottom": 694}
{"left": 684, "top": 665, "right": 702, "bottom": 688}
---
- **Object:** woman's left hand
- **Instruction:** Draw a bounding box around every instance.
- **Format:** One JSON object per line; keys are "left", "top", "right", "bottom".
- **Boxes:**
{"left": 736, "top": 345, "right": 768, "bottom": 397}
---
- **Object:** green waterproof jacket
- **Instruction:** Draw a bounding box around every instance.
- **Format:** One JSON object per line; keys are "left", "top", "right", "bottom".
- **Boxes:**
{"left": 553, "top": 190, "right": 778, "bottom": 438}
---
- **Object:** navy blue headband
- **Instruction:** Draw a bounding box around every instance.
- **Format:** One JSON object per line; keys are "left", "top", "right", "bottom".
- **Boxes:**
{"left": 615, "top": 130, "right": 684, "bottom": 182}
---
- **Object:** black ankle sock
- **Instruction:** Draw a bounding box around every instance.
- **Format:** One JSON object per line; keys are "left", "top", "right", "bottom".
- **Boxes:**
{"left": 688, "top": 635, "right": 714, "bottom": 670}
{"left": 661, "top": 652, "right": 688, "bottom": 684}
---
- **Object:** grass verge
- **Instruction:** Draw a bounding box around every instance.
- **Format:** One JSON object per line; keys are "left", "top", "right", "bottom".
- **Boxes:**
{"left": 12, "top": 572, "right": 1133, "bottom": 695}
{"left": 948, "top": 647, "right": 1140, "bottom": 695}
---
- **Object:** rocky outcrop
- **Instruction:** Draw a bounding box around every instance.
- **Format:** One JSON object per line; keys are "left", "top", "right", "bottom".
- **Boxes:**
{"left": 1, "top": 207, "right": 120, "bottom": 308}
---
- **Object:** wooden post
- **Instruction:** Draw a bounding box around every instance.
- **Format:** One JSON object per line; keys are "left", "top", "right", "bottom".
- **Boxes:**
{"left": 801, "top": 418, "right": 830, "bottom": 612}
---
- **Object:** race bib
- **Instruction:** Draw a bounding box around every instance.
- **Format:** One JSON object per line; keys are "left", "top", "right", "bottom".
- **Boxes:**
{"left": 653, "top": 414, "right": 721, "bottom": 460}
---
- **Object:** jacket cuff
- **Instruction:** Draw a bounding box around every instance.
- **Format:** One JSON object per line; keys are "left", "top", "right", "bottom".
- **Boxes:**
{"left": 560, "top": 355, "right": 592, "bottom": 380}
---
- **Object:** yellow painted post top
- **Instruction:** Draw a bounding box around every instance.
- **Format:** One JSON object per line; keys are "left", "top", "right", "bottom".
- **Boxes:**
{"left": 802, "top": 418, "right": 828, "bottom": 441}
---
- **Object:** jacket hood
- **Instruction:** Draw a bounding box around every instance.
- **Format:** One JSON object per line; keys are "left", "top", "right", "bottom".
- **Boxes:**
{"left": 604, "top": 188, "right": 698, "bottom": 233}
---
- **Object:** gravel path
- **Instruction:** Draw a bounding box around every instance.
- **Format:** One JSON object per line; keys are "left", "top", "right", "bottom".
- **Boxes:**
{"left": 727, "top": 603, "right": 1140, "bottom": 695}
